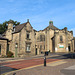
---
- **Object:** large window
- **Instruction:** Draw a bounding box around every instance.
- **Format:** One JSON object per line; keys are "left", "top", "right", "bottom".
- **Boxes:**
{"left": 60, "top": 36, "right": 63, "bottom": 42}
{"left": 26, "top": 44, "right": 31, "bottom": 51}
{"left": 40, "top": 35, "right": 45, "bottom": 41}
{"left": 0, "top": 44, "right": 1, "bottom": 54}
{"left": 40, "top": 45, "right": 42, "bottom": 50}
{"left": 40, "top": 35, "right": 42, "bottom": 41}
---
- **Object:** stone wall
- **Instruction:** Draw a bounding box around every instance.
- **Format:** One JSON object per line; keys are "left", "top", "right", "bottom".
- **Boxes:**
{"left": 0, "top": 40, "right": 7, "bottom": 56}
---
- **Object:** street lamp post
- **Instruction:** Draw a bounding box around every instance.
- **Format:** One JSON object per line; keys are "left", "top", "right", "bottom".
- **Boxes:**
{"left": 44, "top": 54, "right": 46, "bottom": 66}
{"left": 15, "top": 43, "right": 18, "bottom": 57}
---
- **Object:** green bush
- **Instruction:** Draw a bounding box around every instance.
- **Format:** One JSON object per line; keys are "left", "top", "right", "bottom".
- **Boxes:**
{"left": 1, "top": 55, "right": 7, "bottom": 58}
{"left": 7, "top": 51, "right": 13, "bottom": 57}
{"left": 11, "top": 55, "right": 14, "bottom": 58}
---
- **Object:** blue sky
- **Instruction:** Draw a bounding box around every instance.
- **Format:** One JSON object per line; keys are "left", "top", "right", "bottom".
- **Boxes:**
{"left": 0, "top": 0, "right": 75, "bottom": 36}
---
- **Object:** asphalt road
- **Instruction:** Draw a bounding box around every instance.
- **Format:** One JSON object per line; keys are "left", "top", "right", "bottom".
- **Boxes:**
{"left": 0, "top": 57, "right": 59, "bottom": 74}
{"left": 0, "top": 53, "right": 75, "bottom": 75}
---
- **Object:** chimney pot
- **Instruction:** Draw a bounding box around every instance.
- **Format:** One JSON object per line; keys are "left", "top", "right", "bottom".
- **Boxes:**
{"left": 27, "top": 19, "right": 29, "bottom": 22}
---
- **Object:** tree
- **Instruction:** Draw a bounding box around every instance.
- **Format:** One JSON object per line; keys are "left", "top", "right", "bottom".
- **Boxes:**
{"left": 0, "top": 19, "right": 20, "bottom": 34}
{"left": 8, "top": 19, "right": 20, "bottom": 26}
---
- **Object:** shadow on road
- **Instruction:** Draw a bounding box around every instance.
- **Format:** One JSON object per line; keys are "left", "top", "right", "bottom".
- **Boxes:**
{"left": 0, "top": 66, "right": 18, "bottom": 74}
{"left": 62, "top": 53, "right": 75, "bottom": 59}
{"left": 48, "top": 53, "right": 75, "bottom": 59}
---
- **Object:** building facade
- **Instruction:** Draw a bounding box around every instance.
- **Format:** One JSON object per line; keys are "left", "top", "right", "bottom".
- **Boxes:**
{"left": 0, "top": 20, "right": 74, "bottom": 57}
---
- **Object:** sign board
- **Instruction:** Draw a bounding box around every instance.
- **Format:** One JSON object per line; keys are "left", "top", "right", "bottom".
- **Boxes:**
{"left": 59, "top": 45, "right": 64, "bottom": 48}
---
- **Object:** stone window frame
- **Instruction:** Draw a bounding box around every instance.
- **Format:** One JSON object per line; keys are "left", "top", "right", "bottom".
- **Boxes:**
{"left": 37, "top": 34, "right": 45, "bottom": 42}
{"left": 27, "top": 33, "right": 29, "bottom": 39}
{"left": 26, "top": 31, "right": 30, "bottom": 40}
{"left": 26, "top": 43, "right": 31, "bottom": 53}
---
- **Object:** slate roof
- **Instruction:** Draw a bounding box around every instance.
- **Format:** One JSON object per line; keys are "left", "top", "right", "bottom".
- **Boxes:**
{"left": 14, "top": 22, "right": 37, "bottom": 33}
{"left": 44, "top": 25, "right": 59, "bottom": 31}
{"left": 0, "top": 35, "right": 8, "bottom": 40}
{"left": 14, "top": 22, "right": 27, "bottom": 33}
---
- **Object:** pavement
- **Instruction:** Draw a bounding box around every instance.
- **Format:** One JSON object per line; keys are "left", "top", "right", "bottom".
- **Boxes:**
{"left": 0, "top": 53, "right": 60, "bottom": 63}
{"left": 0, "top": 54, "right": 44, "bottom": 62}
{"left": 0, "top": 53, "right": 75, "bottom": 75}
{"left": 61, "top": 65, "right": 75, "bottom": 75}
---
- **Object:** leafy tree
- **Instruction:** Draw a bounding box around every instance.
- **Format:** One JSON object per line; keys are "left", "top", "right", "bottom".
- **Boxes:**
{"left": 8, "top": 19, "right": 20, "bottom": 26}
{"left": 0, "top": 19, "right": 20, "bottom": 34}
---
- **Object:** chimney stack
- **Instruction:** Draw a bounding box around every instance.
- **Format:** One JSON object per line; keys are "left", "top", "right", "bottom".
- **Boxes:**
{"left": 8, "top": 20, "right": 13, "bottom": 30}
{"left": 27, "top": 19, "right": 29, "bottom": 22}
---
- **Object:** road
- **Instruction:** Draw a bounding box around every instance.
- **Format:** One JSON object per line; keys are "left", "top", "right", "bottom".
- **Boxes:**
{"left": 0, "top": 58, "right": 59, "bottom": 74}
{"left": 0, "top": 53, "right": 75, "bottom": 75}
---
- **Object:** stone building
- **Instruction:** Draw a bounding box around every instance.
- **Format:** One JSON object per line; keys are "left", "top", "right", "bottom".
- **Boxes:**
{"left": 72, "top": 37, "right": 75, "bottom": 52}
{"left": 0, "top": 35, "right": 8, "bottom": 56}
{"left": 0, "top": 20, "right": 74, "bottom": 57}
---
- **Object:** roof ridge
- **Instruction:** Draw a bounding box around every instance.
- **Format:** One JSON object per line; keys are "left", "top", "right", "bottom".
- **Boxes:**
{"left": 43, "top": 24, "right": 59, "bottom": 30}
{"left": 14, "top": 22, "right": 28, "bottom": 33}
{"left": 15, "top": 22, "right": 27, "bottom": 28}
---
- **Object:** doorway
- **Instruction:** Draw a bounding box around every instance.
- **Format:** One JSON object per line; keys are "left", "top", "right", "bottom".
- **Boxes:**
{"left": 68, "top": 46, "right": 71, "bottom": 52}
{"left": 35, "top": 48, "right": 37, "bottom": 55}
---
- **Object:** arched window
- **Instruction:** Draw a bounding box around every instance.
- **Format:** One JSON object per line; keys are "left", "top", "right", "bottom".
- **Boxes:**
{"left": 60, "top": 36, "right": 63, "bottom": 42}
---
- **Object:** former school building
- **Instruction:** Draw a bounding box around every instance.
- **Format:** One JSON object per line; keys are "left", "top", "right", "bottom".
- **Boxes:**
{"left": 0, "top": 20, "right": 75, "bottom": 57}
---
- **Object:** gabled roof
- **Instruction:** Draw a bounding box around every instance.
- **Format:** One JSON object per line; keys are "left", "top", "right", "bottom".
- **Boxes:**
{"left": 14, "top": 22, "right": 28, "bottom": 33}
{"left": 44, "top": 25, "right": 59, "bottom": 31}
{"left": 2, "top": 21, "right": 59, "bottom": 35}
{"left": 49, "top": 25, "right": 59, "bottom": 30}
{"left": 14, "top": 22, "right": 37, "bottom": 33}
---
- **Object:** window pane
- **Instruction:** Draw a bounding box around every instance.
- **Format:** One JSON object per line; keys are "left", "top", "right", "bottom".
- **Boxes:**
{"left": 26, "top": 44, "right": 30, "bottom": 51}
{"left": 40, "top": 35, "right": 45, "bottom": 41}
{"left": 60, "top": 36, "right": 63, "bottom": 41}
{"left": 27, "top": 34, "right": 29, "bottom": 38}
